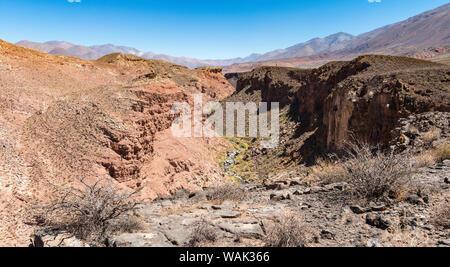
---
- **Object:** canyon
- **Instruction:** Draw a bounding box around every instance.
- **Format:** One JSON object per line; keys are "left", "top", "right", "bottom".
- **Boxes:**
{"left": 0, "top": 3, "right": 449, "bottom": 248}
{"left": 1, "top": 37, "right": 449, "bottom": 247}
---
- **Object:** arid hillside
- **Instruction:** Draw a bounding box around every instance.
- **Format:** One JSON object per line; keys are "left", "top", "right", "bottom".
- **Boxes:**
{"left": 0, "top": 40, "right": 235, "bottom": 246}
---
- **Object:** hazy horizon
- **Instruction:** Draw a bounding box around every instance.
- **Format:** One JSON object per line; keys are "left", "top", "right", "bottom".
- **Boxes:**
{"left": 1, "top": 0, "right": 448, "bottom": 59}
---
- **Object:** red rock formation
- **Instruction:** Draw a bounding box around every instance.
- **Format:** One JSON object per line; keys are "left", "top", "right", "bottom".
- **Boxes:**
{"left": 0, "top": 40, "right": 234, "bottom": 245}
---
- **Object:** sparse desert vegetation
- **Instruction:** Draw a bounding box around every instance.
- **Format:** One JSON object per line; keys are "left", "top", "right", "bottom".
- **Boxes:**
{"left": 32, "top": 178, "right": 140, "bottom": 246}
{"left": 329, "top": 142, "right": 416, "bottom": 203}
{"left": 188, "top": 220, "right": 218, "bottom": 247}
{"left": 207, "top": 183, "right": 247, "bottom": 203}
{"left": 264, "top": 213, "right": 310, "bottom": 247}
{"left": 434, "top": 143, "right": 450, "bottom": 162}
{"left": 422, "top": 126, "right": 441, "bottom": 143}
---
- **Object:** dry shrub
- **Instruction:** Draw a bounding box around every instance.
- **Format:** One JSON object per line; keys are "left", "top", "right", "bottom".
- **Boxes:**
{"left": 413, "top": 144, "right": 449, "bottom": 168}
{"left": 306, "top": 158, "right": 347, "bottom": 185}
{"left": 434, "top": 143, "right": 450, "bottom": 162}
{"left": 265, "top": 213, "right": 309, "bottom": 247}
{"left": 413, "top": 150, "right": 437, "bottom": 168}
{"left": 207, "top": 183, "right": 247, "bottom": 203}
{"left": 33, "top": 178, "right": 139, "bottom": 245}
{"left": 422, "top": 126, "right": 441, "bottom": 143}
{"left": 332, "top": 142, "right": 416, "bottom": 203}
{"left": 188, "top": 221, "right": 217, "bottom": 247}
{"left": 108, "top": 215, "right": 143, "bottom": 235}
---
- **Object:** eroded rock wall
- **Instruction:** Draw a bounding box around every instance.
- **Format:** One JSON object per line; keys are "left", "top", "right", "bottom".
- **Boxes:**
{"left": 229, "top": 55, "right": 450, "bottom": 162}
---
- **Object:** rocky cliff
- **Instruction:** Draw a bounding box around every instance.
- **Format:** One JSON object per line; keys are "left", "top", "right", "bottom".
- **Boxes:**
{"left": 227, "top": 55, "right": 449, "bottom": 163}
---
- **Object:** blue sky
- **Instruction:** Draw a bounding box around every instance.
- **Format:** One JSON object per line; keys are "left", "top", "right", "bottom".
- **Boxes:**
{"left": 0, "top": 0, "right": 448, "bottom": 59}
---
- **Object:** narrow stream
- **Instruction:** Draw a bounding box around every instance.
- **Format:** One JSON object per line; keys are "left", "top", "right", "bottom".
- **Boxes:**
{"left": 221, "top": 139, "right": 247, "bottom": 184}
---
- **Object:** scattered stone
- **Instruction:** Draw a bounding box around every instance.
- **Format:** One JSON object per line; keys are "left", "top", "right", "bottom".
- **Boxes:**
{"left": 350, "top": 205, "right": 370, "bottom": 214}
{"left": 189, "top": 190, "right": 207, "bottom": 201}
{"left": 217, "top": 222, "right": 263, "bottom": 239}
{"left": 265, "top": 183, "right": 288, "bottom": 191}
{"left": 160, "top": 200, "right": 173, "bottom": 208}
{"left": 320, "top": 230, "right": 335, "bottom": 240}
{"left": 366, "top": 214, "right": 391, "bottom": 230}
{"left": 60, "top": 237, "right": 89, "bottom": 247}
{"left": 366, "top": 238, "right": 382, "bottom": 247}
{"left": 42, "top": 234, "right": 89, "bottom": 247}
{"left": 181, "top": 218, "right": 200, "bottom": 226}
{"left": 406, "top": 195, "right": 424, "bottom": 205}
{"left": 444, "top": 177, "right": 450, "bottom": 184}
{"left": 298, "top": 188, "right": 312, "bottom": 195}
{"left": 221, "top": 200, "right": 235, "bottom": 207}
{"left": 333, "top": 183, "right": 347, "bottom": 191}
{"left": 163, "top": 229, "right": 191, "bottom": 246}
{"left": 371, "top": 205, "right": 388, "bottom": 212}
{"left": 270, "top": 192, "right": 291, "bottom": 201}
{"left": 345, "top": 217, "right": 354, "bottom": 225}
{"left": 217, "top": 210, "right": 242, "bottom": 219}
{"left": 324, "top": 183, "right": 347, "bottom": 191}
{"left": 310, "top": 186, "right": 324, "bottom": 194}
{"left": 438, "top": 239, "right": 450, "bottom": 246}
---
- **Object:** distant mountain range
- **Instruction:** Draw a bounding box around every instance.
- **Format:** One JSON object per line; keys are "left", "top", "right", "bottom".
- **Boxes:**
{"left": 224, "top": 3, "right": 450, "bottom": 72}
{"left": 15, "top": 32, "right": 355, "bottom": 69}
{"left": 15, "top": 40, "right": 262, "bottom": 68}
{"left": 15, "top": 3, "right": 450, "bottom": 70}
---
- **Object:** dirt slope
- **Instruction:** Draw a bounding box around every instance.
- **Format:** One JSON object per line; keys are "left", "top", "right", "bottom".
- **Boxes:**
{"left": 0, "top": 40, "right": 234, "bottom": 246}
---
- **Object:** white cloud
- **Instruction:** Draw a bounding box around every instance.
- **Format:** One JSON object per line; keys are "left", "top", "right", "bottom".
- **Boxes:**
{"left": 368, "top": 0, "right": 382, "bottom": 2}
{"left": 68, "top": 0, "right": 81, "bottom": 3}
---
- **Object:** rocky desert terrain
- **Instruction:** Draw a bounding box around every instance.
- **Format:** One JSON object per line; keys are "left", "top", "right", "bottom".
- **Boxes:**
{"left": 1, "top": 38, "right": 449, "bottom": 247}
{"left": 0, "top": 40, "right": 235, "bottom": 246}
